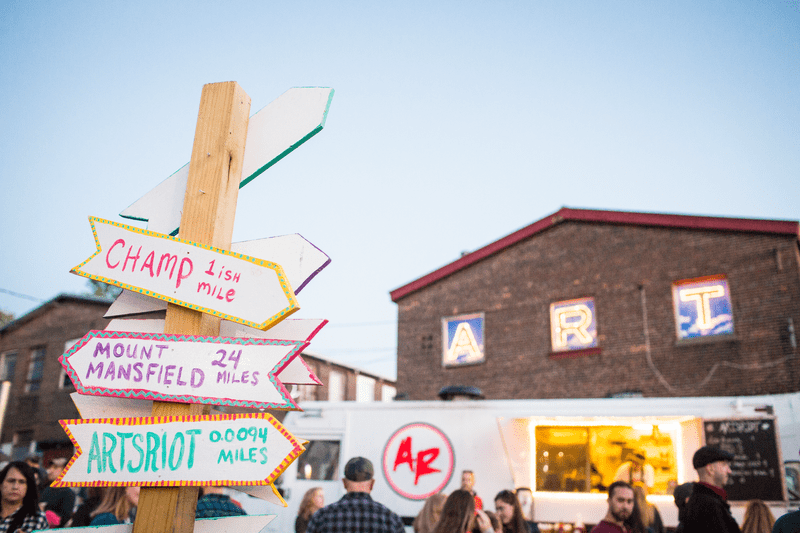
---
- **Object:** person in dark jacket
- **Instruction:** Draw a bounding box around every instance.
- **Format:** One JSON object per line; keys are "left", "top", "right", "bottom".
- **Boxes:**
{"left": 672, "top": 482, "right": 694, "bottom": 533}
{"left": 683, "top": 446, "right": 740, "bottom": 533}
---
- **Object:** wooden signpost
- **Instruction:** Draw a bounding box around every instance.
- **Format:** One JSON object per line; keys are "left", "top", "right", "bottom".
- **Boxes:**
{"left": 60, "top": 331, "right": 307, "bottom": 410}
{"left": 62, "top": 81, "right": 333, "bottom": 533}
{"left": 72, "top": 217, "right": 300, "bottom": 329}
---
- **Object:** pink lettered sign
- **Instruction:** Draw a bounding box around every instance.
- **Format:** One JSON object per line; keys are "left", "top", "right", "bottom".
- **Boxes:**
{"left": 71, "top": 217, "right": 299, "bottom": 330}
{"left": 61, "top": 330, "right": 307, "bottom": 410}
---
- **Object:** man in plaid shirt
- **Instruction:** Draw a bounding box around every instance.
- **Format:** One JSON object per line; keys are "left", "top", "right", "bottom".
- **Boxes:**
{"left": 306, "top": 457, "right": 404, "bottom": 533}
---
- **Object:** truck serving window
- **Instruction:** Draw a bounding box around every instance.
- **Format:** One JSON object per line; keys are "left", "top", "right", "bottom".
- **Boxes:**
{"left": 535, "top": 425, "right": 677, "bottom": 495}
{"left": 296, "top": 440, "right": 341, "bottom": 481}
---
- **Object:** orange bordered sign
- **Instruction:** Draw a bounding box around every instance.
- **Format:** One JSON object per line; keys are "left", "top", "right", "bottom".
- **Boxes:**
{"left": 55, "top": 413, "right": 304, "bottom": 487}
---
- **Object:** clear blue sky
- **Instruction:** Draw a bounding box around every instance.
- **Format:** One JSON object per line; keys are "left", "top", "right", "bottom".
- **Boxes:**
{"left": 1, "top": 1, "right": 798, "bottom": 380}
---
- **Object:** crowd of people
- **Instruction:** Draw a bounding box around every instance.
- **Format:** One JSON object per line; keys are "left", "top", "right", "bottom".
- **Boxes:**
{"left": 297, "top": 449, "right": 800, "bottom": 533}
{"left": 5, "top": 447, "right": 800, "bottom": 533}
{"left": 593, "top": 446, "right": 787, "bottom": 533}
{"left": 296, "top": 457, "right": 542, "bottom": 533}
{"left": 0, "top": 455, "right": 248, "bottom": 532}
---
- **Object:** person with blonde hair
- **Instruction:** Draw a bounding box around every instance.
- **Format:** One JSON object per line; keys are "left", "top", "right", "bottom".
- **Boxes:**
{"left": 413, "top": 492, "right": 447, "bottom": 533}
{"left": 633, "top": 484, "right": 663, "bottom": 533}
{"left": 89, "top": 486, "right": 139, "bottom": 525}
{"left": 296, "top": 487, "right": 324, "bottom": 533}
{"left": 741, "top": 500, "right": 774, "bottom": 533}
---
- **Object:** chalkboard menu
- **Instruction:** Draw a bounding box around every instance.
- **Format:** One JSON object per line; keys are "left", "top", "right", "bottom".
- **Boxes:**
{"left": 703, "top": 418, "right": 785, "bottom": 501}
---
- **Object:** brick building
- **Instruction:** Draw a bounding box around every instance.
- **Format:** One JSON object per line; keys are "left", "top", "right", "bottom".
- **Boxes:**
{"left": 293, "top": 352, "right": 396, "bottom": 403}
{"left": 390, "top": 207, "right": 800, "bottom": 400}
{"left": 0, "top": 294, "right": 112, "bottom": 461}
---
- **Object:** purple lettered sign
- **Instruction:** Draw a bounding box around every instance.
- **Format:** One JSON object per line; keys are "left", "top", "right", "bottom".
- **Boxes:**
{"left": 61, "top": 330, "right": 308, "bottom": 410}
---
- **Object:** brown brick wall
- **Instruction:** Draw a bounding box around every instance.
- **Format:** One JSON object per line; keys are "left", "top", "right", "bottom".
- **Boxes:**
{"left": 0, "top": 297, "right": 111, "bottom": 445}
{"left": 396, "top": 222, "right": 800, "bottom": 400}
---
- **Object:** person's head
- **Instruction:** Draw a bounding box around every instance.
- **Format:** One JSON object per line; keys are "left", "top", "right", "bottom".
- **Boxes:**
{"left": 299, "top": 487, "right": 325, "bottom": 520}
{"left": 472, "top": 509, "right": 502, "bottom": 533}
{"left": 494, "top": 490, "right": 528, "bottom": 533}
{"left": 342, "top": 457, "right": 375, "bottom": 494}
{"left": 24, "top": 456, "right": 40, "bottom": 469}
{"left": 484, "top": 510, "right": 502, "bottom": 533}
{"left": 515, "top": 487, "right": 533, "bottom": 521}
{"left": 741, "top": 500, "right": 775, "bottom": 533}
{"left": 434, "top": 489, "right": 475, "bottom": 533}
{"left": 673, "top": 482, "right": 694, "bottom": 510}
{"left": 461, "top": 470, "right": 475, "bottom": 492}
{"left": 91, "top": 486, "right": 140, "bottom": 523}
{"left": 46, "top": 457, "right": 67, "bottom": 483}
{"left": 413, "top": 493, "right": 447, "bottom": 533}
{"left": 606, "top": 481, "right": 635, "bottom": 525}
{"left": 0, "top": 461, "right": 37, "bottom": 509}
{"left": 692, "top": 446, "right": 734, "bottom": 488}
{"left": 628, "top": 451, "right": 646, "bottom": 467}
{"left": 0, "top": 462, "right": 40, "bottom": 533}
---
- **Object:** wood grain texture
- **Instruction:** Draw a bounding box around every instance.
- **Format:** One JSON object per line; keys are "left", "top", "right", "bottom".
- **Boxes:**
{"left": 132, "top": 81, "right": 251, "bottom": 533}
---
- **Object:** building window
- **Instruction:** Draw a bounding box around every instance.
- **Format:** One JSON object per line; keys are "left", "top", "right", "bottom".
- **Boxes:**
{"left": 296, "top": 440, "right": 340, "bottom": 480}
{"left": 295, "top": 384, "right": 317, "bottom": 402}
{"left": 672, "top": 275, "right": 734, "bottom": 341}
{"left": 549, "top": 297, "right": 598, "bottom": 353}
{"left": 535, "top": 424, "right": 677, "bottom": 494}
{"left": 0, "top": 352, "right": 17, "bottom": 382}
{"left": 59, "top": 339, "right": 80, "bottom": 389}
{"left": 381, "top": 384, "right": 396, "bottom": 402}
{"left": 356, "top": 375, "right": 375, "bottom": 402}
{"left": 442, "top": 313, "right": 485, "bottom": 367}
{"left": 24, "top": 347, "right": 46, "bottom": 393}
{"left": 328, "top": 371, "right": 344, "bottom": 401}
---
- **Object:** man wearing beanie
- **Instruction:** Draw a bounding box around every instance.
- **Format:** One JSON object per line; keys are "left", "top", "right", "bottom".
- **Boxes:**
{"left": 306, "top": 457, "right": 404, "bottom": 533}
{"left": 683, "top": 446, "right": 740, "bottom": 533}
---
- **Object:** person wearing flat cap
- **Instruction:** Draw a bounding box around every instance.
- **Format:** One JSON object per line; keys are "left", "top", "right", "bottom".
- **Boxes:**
{"left": 306, "top": 457, "right": 404, "bottom": 533}
{"left": 682, "top": 446, "right": 740, "bottom": 533}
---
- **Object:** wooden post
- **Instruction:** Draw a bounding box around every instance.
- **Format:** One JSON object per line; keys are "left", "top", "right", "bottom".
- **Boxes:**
{"left": 132, "top": 81, "right": 251, "bottom": 533}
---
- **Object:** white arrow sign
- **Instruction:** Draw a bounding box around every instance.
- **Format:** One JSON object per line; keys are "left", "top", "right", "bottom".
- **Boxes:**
{"left": 104, "top": 318, "right": 325, "bottom": 385}
{"left": 120, "top": 87, "right": 334, "bottom": 236}
{"left": 47, "top": 515, "right": 276, "bottom": 533}
{"left": 61, "top": 331, "right": 307, "bottom": 410}
{"left": 72, "top": 218, "right": 299, "bottom": 329}
{"left": 56, "top": 413, "right": 304, "bottom": 487}
{"left": 106, "top": 234, "right": 330, "bottom": 318}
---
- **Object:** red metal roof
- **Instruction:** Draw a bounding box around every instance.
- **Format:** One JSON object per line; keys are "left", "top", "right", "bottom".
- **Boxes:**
{"left": 389, "top": 207, "right": 799, "bottom": 302}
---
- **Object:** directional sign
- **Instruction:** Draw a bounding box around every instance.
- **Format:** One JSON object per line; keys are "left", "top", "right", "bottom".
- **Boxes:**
{"left": 55, "top": 413, "right": 305, "bottom": 487}
{"left": 120, "top": 87, "right": 335, "bottom": 236}
{"left": 61, "top": 330, "right": 307, "bottom": 410}
{"left": 106, "top": 233, "right": 330, "bottom": 317}
{"left": 104, "top": 318, "right": 325, "bottom": 385}
{"left": 72, "top": 217, "right": 299, "bottom": 329}
{"left": 54, "top": 515, "right": 276, "bottom": 533}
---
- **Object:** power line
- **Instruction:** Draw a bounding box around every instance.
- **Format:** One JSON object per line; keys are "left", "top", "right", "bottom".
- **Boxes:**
{"left": 0, "top": 288, "right": 45, "bottom": 303}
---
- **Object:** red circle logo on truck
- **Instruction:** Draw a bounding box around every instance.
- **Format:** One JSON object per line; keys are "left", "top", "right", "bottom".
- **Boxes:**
{"left": 382, "top": 422, "right": 455, "bottom": 500}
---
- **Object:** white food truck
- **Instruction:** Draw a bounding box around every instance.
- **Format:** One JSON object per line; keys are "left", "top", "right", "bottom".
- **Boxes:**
{"left": 243, "top": 392, "right": 800, "bottom": 532}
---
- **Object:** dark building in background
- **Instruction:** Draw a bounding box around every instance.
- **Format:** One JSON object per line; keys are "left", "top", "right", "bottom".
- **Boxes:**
{"left": 0, "top": 294, "right": 112, "bottom": 462}
{"left": 391, "top": 207, "right": 800, "bottom": 400}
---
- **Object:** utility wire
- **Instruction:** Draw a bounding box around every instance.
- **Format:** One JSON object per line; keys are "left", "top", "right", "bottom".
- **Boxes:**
{"left": 0, "top": 288, "right": 45, "bottom": 303}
